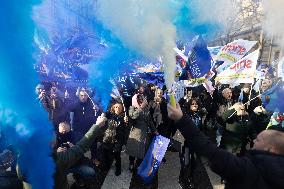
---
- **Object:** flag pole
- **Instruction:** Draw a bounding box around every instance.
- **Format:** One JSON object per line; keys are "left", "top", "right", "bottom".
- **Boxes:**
{"left": 228, "top": 94, "right": 261, "bottom": 119}
{"left": 85, "top": 91, "right": 98, "bottom": 116}
{"left": 247, "top": 82, "right": 254, "bottom": 109}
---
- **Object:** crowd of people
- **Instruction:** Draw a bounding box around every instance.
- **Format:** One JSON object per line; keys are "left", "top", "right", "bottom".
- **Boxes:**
{"left": 1, "top": 74, "right": 284, "bottom": 189}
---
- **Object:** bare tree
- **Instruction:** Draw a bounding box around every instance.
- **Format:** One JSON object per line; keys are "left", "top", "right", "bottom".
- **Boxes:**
{"left": 212, "top": 0, "right": 263, "bottom": 46}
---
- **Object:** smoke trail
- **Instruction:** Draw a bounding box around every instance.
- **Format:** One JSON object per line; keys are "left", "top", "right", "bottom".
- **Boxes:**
{"left": 96, "top": 0, "right": 177, "bottom": 89}
{"left": 262, "top": 0, "right": 284, "bottom": 47}
{"left": 0, "top": 1, "right": 55, "bottom": 189}
{"left": 96, "top": 0, "right": 239, "bottom": 88}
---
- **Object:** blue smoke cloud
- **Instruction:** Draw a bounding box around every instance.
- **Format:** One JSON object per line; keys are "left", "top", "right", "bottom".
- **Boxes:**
{"left": 33, "top": 0, "right": 137, "bottom": 110}
{"left": 175, "top": 3, "right": 217, "bottom": 40}
{"left": 0, "top": 1, "right": 55, "bottom": 189}
{"left": 33, "top": 0, "right": 237, "bottom": 111}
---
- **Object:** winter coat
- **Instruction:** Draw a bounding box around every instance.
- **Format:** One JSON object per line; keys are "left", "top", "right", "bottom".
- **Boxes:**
{"left": 126, "top": 105, "right": 157, "bottom": 159}
{"left": 175, "top": 115, "right": 284, "bottom": 189}
{"left": 70, "top": 99, "right": 97, "bottom": 135}
{"left": 150, "top": 97, "right": 171, "bottom": 137}
{"left": 18, "top": 124, "right": 102, "bottom": 189}
{"left": 221, "top": 108, "right": 253, "bottom": 154}
{"left": 102, "top": 113, "right": 126, "bottom": 152}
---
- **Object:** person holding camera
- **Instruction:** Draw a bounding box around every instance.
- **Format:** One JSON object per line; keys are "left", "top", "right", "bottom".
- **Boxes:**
{"left": 18, "top": 115, "right": 107, "bottom": 189}
{"left": 56, "top": 121, "right": 75, "bottom": 148}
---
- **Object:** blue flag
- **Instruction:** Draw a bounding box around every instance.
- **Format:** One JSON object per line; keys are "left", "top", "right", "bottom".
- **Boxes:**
{"left": 261, "top": 81, "right": 284, "bottom": 112}
{"left": 137, "top": 135, "right": 170, "bottom": 184}
{"left": 188, "top": 36, "right": 212, "bottom": 78}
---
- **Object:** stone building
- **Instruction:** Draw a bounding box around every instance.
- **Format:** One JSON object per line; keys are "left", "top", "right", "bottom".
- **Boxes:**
{"left": 209, "top": 0, "right": 282, "bottom": 66}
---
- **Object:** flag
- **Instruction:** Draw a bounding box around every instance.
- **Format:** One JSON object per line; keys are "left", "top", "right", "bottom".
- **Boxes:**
{"left": 173, "top": 47, "right": 188, "bottom": 62}
{"left": 137, "top": 135, "right": 170, "bottom": 184}
{"left": 215, "top": 49, "right": 259, "bottom": 85}
{"left": 187, "top": 36, "right": 212, "bottom": 79}
{"left": 136, "top": 72, "right": 165, "bottom": 89}
{"left": 208, "top": 46, "right": 223, "bottom": 61}
{"left": 261, "top": 81, "right": 284, "bottom": 112}
{"left": 216, "top": 39, "right": 257, "bottom": 73}
{"left": 203, "top": 79, "right": 215, "bottom": 95}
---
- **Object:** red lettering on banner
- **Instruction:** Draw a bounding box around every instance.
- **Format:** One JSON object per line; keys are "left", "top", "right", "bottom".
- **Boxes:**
{"left": 222, "top": 44, "right": 246, "bottom": 55}
{"left": 245, "top": 60, "right": 252, "bottom": 68}
{"left": 230, "top": 59, "right": 252, "bottom": 71}
{"left": 230, "top": 64, "right": 237, "bottom": 71}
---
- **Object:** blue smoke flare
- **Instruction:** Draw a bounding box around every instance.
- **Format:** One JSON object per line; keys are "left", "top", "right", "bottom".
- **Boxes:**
{"left": 0, "top": 1, "right": 55, "bottom": 189}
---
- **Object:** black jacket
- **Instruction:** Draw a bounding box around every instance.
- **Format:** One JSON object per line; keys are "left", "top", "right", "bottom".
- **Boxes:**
{"left": 70, "top": 99, "right": 97, "bottom": 134}
{"left": 103, "top": 113, "right": 126, "bottom": 147}
{"left": 175, "top": 115, "right": 284, "bottom": 189}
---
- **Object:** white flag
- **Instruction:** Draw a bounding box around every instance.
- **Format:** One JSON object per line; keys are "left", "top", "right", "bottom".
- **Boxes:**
{"left": 215, "top": 49, "right": 259, "bottom": 85}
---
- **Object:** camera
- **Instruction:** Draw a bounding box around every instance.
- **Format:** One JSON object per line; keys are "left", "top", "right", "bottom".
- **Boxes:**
{"left": 61, "top": 143, "right": 70, "bottom": 149}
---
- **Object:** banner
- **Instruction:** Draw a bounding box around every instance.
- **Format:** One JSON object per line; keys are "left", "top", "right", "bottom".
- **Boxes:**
{"left": 215, "top": 49, "right": 259, "bottom": 85}
{"left": 277, "top": 57, "right": 284, "bottom": 80}
{"left": 137, "top": 135, "right": 170, "bottom": 184}
{"left": 216, "top": 39, "right": 257, "bottom": 73}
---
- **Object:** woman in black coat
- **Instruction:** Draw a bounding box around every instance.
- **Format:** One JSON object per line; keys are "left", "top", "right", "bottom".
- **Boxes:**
{"left": 179, "top": 98, "right": 206, "bottom": 189}
{"left": 97, "top": 102, "right": 128, "bottom": 176}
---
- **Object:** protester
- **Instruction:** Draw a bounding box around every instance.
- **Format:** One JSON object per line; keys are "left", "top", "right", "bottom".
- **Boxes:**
{"left": 56, "top": 121, "right": 75, "bottom": 149}
{"left": 179, "top": 98, "right": 205, "bottom": 189}
{"left": 96, "top": 102, "right": 128, "bottom": 176}
{"left": 70, "top": 88, "right": 99, "bottom": 161}
{"left": 220, "top": 102, "right": 253, "bottom": 156}
{"left": 70, "top": 89, "right": 98, "bottom": 140}
{"left": 17, "top": 115, "right": 107, "bottom": 189}
{"left": 150, "top": 88, "right": 171, "bottom": 138}
{"left": 168, "top": 102, "right": 284, "bottom": 189}
{"left": 213, "top": 87, "right": 235, "bottom": 146}
{"left": 126, "top": 94, "right": 158, "bottom": 171}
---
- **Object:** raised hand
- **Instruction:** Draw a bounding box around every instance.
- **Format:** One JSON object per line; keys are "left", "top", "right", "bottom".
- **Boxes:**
{"left": 96, "top": 114, "right": 107, "bottom": 128}
{"left": 167, "top": 102, "right": 183, "bottom": 121}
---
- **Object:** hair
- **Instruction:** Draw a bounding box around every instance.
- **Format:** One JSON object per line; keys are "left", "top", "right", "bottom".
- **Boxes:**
{"left": 110, "top": 102, "right": 123, "bottom": 115}
{"left": 137, "top": 94, "right": 144, "bottom": 101}
{"left": 184, "top": 98, "right": 200, "bottom": 114}
{"left": 58, "top": 121, "right": 71, "bottom": 133}
{"left": 155, "top": 88, "right": 163, "bottom": 98}
{"left": 222, "top": 87, "right": 232, "bottom": 95}
{"left": 58, "top": 121, "right": 70, "bottom": 128}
